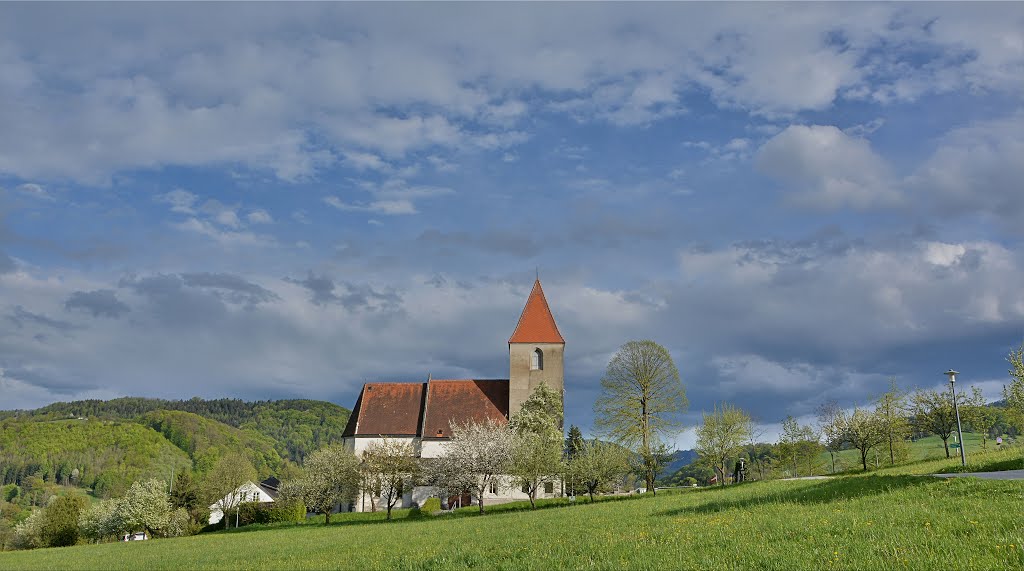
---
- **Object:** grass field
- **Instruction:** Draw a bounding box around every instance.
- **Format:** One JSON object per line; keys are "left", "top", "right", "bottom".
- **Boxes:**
{"left": 817, "top": 432, "right": 1009, "bottom": 474}
{"left": 2, "top": 447, "right": 1022, "bottom": 570}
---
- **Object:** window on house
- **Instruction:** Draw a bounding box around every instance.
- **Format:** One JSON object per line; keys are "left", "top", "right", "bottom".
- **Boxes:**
{"left": 531, "top": 348, "right": 543, "bottom": 370}
{"left": 521, "top": 483, "right": 529, "bottom": 494}
{"left": 544, "top": 482, "right": 554, "bottom": 494}
{"left": 490, "top": 483, "right": 497, "bottom": 495}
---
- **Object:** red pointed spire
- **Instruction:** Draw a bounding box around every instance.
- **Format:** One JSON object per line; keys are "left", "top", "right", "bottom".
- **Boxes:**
{"left": 509, "top": 279, "right": 564, "bottom": 344}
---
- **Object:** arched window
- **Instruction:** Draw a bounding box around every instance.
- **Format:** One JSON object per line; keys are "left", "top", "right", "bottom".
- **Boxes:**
{"left": 531, "top": 348, "right": 543, "bottom": 370}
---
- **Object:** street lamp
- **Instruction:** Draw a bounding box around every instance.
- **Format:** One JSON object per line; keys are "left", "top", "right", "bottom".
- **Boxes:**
{"left": 945, "top": 369, "right": 967, "bottom": 467}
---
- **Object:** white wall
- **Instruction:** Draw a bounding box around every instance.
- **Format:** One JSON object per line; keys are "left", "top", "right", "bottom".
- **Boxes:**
{"left": 208, "top": 481, "right": 275, "bottom": 524}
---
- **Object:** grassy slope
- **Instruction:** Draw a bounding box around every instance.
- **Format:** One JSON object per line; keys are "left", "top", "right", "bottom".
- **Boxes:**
{"left": 819, "top": 433, "right": 1003, "bottom": 473}
{"left": 2, "top": 449, "right": 1022, "bottom": 570}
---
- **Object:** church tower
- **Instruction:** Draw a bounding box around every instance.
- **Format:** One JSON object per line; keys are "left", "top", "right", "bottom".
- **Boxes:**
{"left": 508, "top": 279, "right": 565, "bottom": 422}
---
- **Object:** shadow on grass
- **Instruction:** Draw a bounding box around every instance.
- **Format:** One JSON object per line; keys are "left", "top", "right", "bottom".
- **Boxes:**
{"left": 204, "top": 491, "right": 670, "bottom": 537}
{"left": 938, "top": 455, "right": 1024, "bottom": 474}
{"left": 653, "top": 475, "right": 933, "bottom": 518}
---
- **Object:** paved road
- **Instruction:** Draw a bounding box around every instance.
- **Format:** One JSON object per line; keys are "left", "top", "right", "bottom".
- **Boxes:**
{"left": 932, "top": 469, "right": 1024, "bottom": 480}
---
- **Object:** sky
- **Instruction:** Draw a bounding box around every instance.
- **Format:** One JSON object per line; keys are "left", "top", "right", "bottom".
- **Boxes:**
{"left": 0, "top": 2, "right": 1022, "bottom": 448}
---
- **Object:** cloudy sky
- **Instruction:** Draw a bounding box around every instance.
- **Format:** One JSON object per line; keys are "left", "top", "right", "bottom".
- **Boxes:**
{"left": 1, "top": 3, "right": 1022, "bottom": 446}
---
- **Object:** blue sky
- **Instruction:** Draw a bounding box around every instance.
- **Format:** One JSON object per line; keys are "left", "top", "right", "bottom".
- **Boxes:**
{"left": 1, "top": 3, "right": 1022, "bottom": 447}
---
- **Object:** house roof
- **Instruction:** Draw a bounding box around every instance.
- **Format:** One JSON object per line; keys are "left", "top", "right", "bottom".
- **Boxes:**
{"left": 343, "top": 379, "right": 509, "bottom": 438}
{"left": 509, "top": 279, "right": 564, "bottom": 344}
{"left": 421, "top": 380, "right": 509, "bottom": 439}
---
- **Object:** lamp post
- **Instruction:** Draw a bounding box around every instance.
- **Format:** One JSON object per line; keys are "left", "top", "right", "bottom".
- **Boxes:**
{"left": 945, "top": 369, "right": 967, "bottom": 467}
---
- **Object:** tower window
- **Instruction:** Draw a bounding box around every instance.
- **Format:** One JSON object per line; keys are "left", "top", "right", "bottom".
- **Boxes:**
{"left": 531, "top": 348, "right": 543, "bottom": 370}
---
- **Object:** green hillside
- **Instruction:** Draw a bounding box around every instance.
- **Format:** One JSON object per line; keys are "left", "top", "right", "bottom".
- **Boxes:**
{"left": 137, "top": 410, "right": 282, "bottom": 477}
{"left": 0, "top": 419, "right": 192, "bottom": 498}
{"left": 0, "top": 448, "right": 1021, "bottom": 570}
{"left": 0, "top": 397, "right": 351, "bottom": 465}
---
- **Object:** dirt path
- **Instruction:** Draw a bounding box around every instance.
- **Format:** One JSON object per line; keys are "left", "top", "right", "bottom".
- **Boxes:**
{"left": 932, "top": 469, "right": 1024, "bottom": 480}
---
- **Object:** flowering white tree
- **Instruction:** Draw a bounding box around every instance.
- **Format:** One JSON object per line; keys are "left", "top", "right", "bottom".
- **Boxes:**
{"left": 78, "top": 499, "right": 122, "bottom": 542}
{"left": 283, "top": 445, "right": 360, "bottom": 524}
{"left": 431, "top": 418, "right": 513, "bottom": 515}
{"left": 509, "top": 383, "right": 564, "bottom": 509}
{"left": 362, "top": 438, "right": 419, "bottom": 520}
{"left": 118, "top": 479, "right": 173, "bottom": 537}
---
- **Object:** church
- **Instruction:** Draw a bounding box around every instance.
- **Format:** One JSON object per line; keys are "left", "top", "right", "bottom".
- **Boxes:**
{"left": 340, "top": 278, "right": 565, "bottom": 510}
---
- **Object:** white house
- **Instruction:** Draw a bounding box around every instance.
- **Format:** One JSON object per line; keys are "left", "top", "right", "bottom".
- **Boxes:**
{"left": 340, "top": 279, "right": 566, "bottom": 511}
{"left": 208, "top": 477, "right": 280, "bottom": 525}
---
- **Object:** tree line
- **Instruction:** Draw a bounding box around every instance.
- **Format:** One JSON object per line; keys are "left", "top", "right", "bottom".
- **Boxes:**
{"left": 683, "top": 343, "right": 1024, "bottom": 485}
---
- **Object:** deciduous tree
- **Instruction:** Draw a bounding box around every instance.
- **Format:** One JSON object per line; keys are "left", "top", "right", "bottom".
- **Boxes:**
{"left": 594, "top": 340, "right": 687, "bottom": 494}
{"left": 569, "top": 440, "right": 631, "bottom": 501}
{"left": 694, "top": 403, "right": 753, "bottom": 486}
{"left": 778, "top": 416, "right": 820, "bottom": 477}
{"left": 362, "top": 438, "right": 419, "bottom": 520}
{"left": 283, "top": 445, "right": 360, "bottom": 525}
{"left": 961, "top": 387, "right": 997, "bottom": 449}
{"left": 430, "top": 418, "right": 513, "bottom": 515}
{"left": 846, "top": 407, "right": 885, "bottom": 471}
{"left": 875, "top": 380, "right": 911, "bottom": 465}
{"left": 509, "top": 384, "right": 564, "bottom": 509}
{"left": 910, "top": 389, "right": 957, "bottom": 458}
{"left": 817, "top": 401, "right": 848, "bottom": 474}
{"left": 203, "top": 453, "right": 258, "bottom": 529}
{"left": 1004, "top": 343, "right": 1024, "bottom": 430}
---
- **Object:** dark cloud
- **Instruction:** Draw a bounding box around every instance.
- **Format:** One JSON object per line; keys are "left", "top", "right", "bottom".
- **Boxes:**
{"left": 286, "top": 272, "right": 402, "bottom": 311}
{"left": 6, "top": 306, "right": 75, "bottom": 331}
{"left": 0, "top": 251, "right": 14, "bottom": 274}
{"left": 286, "top": 272, "right": 339, "bottom": 305}
{"left": 118, "top": 273, "right": 228, "bottom": 325}
{"left": 65, "top": 289, "right": 131, "bottom": 318}
{"left": 0, "top": 366, "right": 97, "bottom": 393}
{"left": 180, "top": 272, "right": 280, "bottom": 305}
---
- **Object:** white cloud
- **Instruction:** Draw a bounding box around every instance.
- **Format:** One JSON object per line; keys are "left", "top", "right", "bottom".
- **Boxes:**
{"left": 0, "top": 4, "right": 1019, "bottom": 183}
{"left": 174, "top": 217, "right": 272, "bottom": 247}
{"left": 323, "top": 196, "right": 417, "bottom": 216}
{"left": 157, "top": 189, "right": 198, "bottom": 214}
{"left": 15, "top": 183, "right": 53, "bottom": 201}
{"left": 910, "top": 111, "right": 1024, "bottom": 223}
{"left": 215, "top": 209, "right": 242, "bottom": 229}
{"left": 343, "top": 151, "right": 389, "bottom": 172}
{"left": 755, "top": 124, "right": 901, "bottom": 210}
{"left": 247, "top": 209, "right": 273, "bottom": 224}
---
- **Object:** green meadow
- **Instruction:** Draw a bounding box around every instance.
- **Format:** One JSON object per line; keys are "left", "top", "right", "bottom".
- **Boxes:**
{"left": 2, "top": 448, "right": 1022, "bottom": 570}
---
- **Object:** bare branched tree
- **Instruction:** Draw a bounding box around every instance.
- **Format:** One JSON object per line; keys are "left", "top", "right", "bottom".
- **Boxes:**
{"left": 817, "top": 401, "right": 848, "bottom": 474}
{"left": 594, "top": 340, "right": 687, "bottom": 493}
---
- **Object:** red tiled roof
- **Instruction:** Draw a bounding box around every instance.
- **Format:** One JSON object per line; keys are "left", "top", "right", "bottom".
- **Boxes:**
{"left": 421, "top": 380, "right": 509, "bottom": 439}
{"left": 509, "top": 279, "right": 564, "bottom": 344}
{"left": 342, "top": 379, "right": 509, "bottom": 438}
{"left": 342, "top": 382, "right": 426, "bottom": 436}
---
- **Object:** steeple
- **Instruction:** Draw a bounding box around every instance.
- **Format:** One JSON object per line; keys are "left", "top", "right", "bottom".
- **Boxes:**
{"left": 508, "top": 278, "right": 565, "bottom": 422}
{"left": 509, "top": 279, "right": 565, "bottom": 344}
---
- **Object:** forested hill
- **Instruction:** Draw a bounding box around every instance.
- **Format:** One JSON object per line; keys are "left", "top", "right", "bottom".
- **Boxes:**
{"left": 0, "top": 397, "right": 350, "bottom": 464}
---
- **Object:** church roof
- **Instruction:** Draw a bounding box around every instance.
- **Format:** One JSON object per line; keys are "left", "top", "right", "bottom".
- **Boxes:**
{"left": 342, "top": 379, "right": 509, "bottom": 438}
{"left": 508, "top": 279, "right": 564, "bottom": 344}
{"left": 422, "top": 380, "right": 509, "bottom": 439}
{"left": 342, "top": 382, "right": 427, "bottom": 437}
